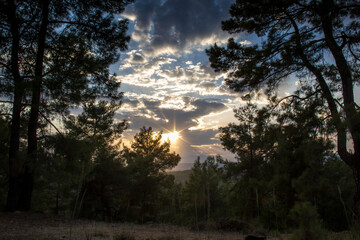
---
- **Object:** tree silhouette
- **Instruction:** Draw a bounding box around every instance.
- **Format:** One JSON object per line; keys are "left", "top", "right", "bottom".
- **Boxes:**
{"left": 207, "top": 0, "right": 360, "bottom": 221}
{"left": 122, "top": 127, "right": 181, "bottom": 222}
{"left": 0, "top": 0, "right": 133, "bottom": 211}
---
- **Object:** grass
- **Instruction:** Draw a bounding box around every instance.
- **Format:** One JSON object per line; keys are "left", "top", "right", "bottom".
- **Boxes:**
{"left": 0, "top": 212, "right": 244, "bottom": 240}
{"left": 69, "top": 222, "right": 248, "bottom": 240}
{"left": 1, "top": 212, "right": 360, "bottom": 240}
{"left": 113, "top": 232, "right": 136, "bottom": 240}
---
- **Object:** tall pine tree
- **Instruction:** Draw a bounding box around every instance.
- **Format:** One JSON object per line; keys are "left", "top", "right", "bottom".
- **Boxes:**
{"left": 207, "top": 0, "right": 360, "bottom": 221}
{"left": 0, "top": 0, "right": 133, "bottom": 211}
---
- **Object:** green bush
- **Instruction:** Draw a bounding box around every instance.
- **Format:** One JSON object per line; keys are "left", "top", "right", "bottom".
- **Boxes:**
{"left": 290, "top": 201, "right": 328, "bottom": 240}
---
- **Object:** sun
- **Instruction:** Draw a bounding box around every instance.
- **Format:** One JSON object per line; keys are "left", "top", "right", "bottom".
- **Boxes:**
{"left": 162, "top": 131, "right": 180, "bottom": 144}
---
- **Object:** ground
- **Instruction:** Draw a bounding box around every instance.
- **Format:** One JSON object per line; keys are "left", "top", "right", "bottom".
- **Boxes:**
{"left": 0, "top": 212, "right": 250, "bottom": 240}
{"left": 0, "top": 212, "right": 357, "bottom": 240}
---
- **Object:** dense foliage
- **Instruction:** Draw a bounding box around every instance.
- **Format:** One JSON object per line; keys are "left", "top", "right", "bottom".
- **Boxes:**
{"left": 0, "top": 0, "right": 359, "bottom": 238}
{"left": 1, "top": 100, "right": 354, "bottom": 234}
{"left": 206, "top": 0, "right": 360, "bottom": 221}
{"left": 0, "top": 0, "right": 133, "bottom": 211}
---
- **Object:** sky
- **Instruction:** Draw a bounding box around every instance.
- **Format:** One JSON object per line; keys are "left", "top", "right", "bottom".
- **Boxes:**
{"left": 112, "top": 0, "right": 291, "bottom": 170}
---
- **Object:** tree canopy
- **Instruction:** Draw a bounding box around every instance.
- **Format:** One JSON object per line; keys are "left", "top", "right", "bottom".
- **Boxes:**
{"left": 0, "top": 0, "right": 133, "bottom": 211}
{"left": 207, "top": 0, "right": 360, "bottom": 221}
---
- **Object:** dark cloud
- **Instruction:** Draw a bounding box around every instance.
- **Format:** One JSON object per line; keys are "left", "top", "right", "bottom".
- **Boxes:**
{"left": 198, "top": 81, "right": 217, "bottom": 90}
{"left": 192, "top": 99, "right": 226, "bottom": 115}
{"left": 130, "top": 53, "right": 146, "bottom": 63}
{"left": 143, "top": 100, "right": 162, "bottom": 109}
{"left": 125, "top": 114, "right": 168, "bottom": 130}
{"left": 125, "top": 0, "right": 234, "bottom": 54}
{"left": 150, "top": 98, "right": 227, "bottom": 131}
{"left": 118, "top": 97, "right": 227, "bottom": 131}
{"left": 182, "top": 96, "right": 192, "bottom": 105}
{"left": 122, "top": 97, "right": 139, "bottom": 107}
{"left": 129, "top": 0, "right": 159, "bottom": 31}
{"left": 159, "top": 67, "right": 198, "bottom": 79}
{"left": 184, "top": 129, "right": 219, "bottom": 145}
{"left": 135, "top": 57, "right": 176, "bottom": 70}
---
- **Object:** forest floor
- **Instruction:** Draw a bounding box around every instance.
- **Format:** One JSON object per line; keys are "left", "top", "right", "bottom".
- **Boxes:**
{"left": 0, "top": 211, "right": 269, "bottom": 240}
{"left": 0, "top": 211, "right": 357, "bottom": 240}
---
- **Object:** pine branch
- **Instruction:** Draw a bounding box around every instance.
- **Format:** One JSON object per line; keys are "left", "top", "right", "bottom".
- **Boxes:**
{"left": 39, "top": 111, "right": 63, "bottom": 138}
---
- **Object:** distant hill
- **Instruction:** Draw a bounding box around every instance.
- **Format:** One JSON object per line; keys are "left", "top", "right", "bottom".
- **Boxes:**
{"left": 169, "top": 170, "right": 192, "bottom": 183}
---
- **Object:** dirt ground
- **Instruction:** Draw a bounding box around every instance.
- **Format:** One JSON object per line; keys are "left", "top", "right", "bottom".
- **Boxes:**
{"left": 3, "top": 212, "right": 357, "bottom": 240}
{"left": 0, "top": 212, "right": 260, "bottom": 240}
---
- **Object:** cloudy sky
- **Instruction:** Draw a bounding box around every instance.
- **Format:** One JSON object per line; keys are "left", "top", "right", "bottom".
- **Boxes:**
{"left": 112, "top": 0, "right": 285, "bottom": 170}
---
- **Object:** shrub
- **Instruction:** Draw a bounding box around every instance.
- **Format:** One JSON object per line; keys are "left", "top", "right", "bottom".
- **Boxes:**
{"left": 290, "top": 201, "right": 328, "bottom": 240}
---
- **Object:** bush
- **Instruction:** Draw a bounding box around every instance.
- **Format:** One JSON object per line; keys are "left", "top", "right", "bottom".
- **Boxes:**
{"left": 217, "top": 218, "right": 252, "bottom": 232}
{"left": 290, "top": 201, "right": 328, "bottom": 240}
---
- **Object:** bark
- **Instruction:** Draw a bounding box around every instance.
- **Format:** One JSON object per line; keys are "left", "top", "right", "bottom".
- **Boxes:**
{"left": 194, "top": 194, "right": 199, "bottom": 230}
{"left": 318, "top": 1, "right": 360, "bottom": 220}
{"left": 320, "top": 4, "right": 359, "bottom": 156}
{"left": 354, "top": 170, "right": 360, "bottom": 221}
{"left": 6, "top": 0, "right": 24, "bottom": 212}
{"left": 206, "top": 182, "right": 210, "bottom": 221}
{"left": 19, "top": 168, "right": 34, "bottom": 211}
{"left": 55, "top": 187, "right": 59, "bottom": 215}
{"left": 291, "top": 8, "right": 360, "bottom": 220}
{"left": 20, "top": 0, "right": 50, "bottom": 211}
{"left": 289, "top": 13, "right": 351, "bottom": 165}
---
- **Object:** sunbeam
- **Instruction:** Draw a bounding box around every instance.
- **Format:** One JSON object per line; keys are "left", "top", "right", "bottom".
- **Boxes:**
{"left": 162, "top": 130, "right": 180, "bottom": 144}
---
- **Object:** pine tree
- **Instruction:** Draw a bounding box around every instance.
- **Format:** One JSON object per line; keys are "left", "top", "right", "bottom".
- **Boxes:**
{"left": 0, "top": 0, "right": 133, "bottom": 211}
{"left": 207, "top": 0, "right": 360, "bottom": 221}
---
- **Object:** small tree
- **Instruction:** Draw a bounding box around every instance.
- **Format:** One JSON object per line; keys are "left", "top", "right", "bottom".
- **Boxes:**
{"left": 122, "top": 127, "right": 181, "bottom": 222}
{"left": 290, "top": 202, "right": 328, "bottom": 240}
{"left": 220, "top": 103, "right": 270, "bottom": 220}
{"left": 183, "top": 156, "right": 225, "bottom": 227}
{"left": 36, "top": 101, "right": 128, "bottom": 219}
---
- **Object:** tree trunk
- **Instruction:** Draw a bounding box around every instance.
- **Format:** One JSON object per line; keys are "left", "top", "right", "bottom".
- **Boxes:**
{"left": 255, "top": 188, "right": 259, "bottom": 217}
{"left": 194, "top": 194, "right": 199, "bottom": 231}
{"left": 6, "top": 0, "right": 24, "bottom": 212}
{"left": 354, "top": 170, "right": 360, "bottom": 220}
{"left": 20, "top": 0, "right": 50, "bottom": 211}
{"left": 291, "top": 8, "right": 360, "bottom": 222}
{"left": 206, "top": 182, "right": 210, "bottom": 221}
{"left": 319, "top": 5, "right": 360, "bottom": 221}
{"left": 19, "top": 168, "right": 34, "bottom": 211}
{"left": 55, "top": 187, "right": 59, "bottom": 215}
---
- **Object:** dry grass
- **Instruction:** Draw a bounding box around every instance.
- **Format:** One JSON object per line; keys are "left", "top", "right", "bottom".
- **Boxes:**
{"left": 0, "top": 212, "right": 251, "bottom": 240}
{"left": 0, "top": 212, "right": 359, "bottom": 240}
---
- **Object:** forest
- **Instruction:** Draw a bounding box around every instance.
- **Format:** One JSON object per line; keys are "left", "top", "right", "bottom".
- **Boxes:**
{"left": 1, "top": 0, "right": 360, "bottom": 239}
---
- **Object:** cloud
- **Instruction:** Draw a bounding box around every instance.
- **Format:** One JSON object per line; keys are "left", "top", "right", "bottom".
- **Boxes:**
{"left": 153, "top": 98, "right": 228, "bottom": 131}
{"left": 118, "top": 96, "right": 234, "bottom": 167}
{"left": 189, "top": 108, "right": 235, "bottom": 131}
{"left": 131, "top": 54, "right": 146, "bottom": 63}
{"left": 124, "top": 0, "right": 235, "bottom": 56}
{"left": 116, "top": 0, "right": 248, "bottom": 168}
{"left": 190, "top": 143, "right": 226, "bottom": 156}
{"left": 121, "top": 97, "right": 139, "bottom": 109}
{"left": 118, "top": 96, "right": 228, "bottom": 131}
{"left": 119, "top": 55, "right": 232, "bottom": 99}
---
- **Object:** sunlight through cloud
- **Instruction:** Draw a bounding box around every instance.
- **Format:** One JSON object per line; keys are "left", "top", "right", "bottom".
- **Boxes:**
{"left": 162, "top": 131, "right": 180, "bottom": 144}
